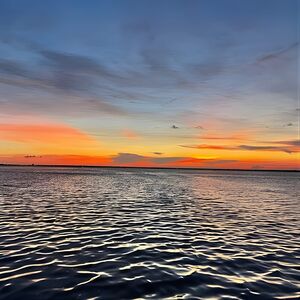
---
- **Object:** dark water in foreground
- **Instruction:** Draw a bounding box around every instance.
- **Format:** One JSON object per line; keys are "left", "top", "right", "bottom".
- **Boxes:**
{"left": 0, "top": 167, "right": 299, "bottom": 299}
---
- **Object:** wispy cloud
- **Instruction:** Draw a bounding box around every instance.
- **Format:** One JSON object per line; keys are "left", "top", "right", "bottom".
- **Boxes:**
{"left": 238, "top": 145, "right": 296, "bottom": 154}
{"left": 181, "top": 143, "right": 299, "bottom": 154}
{"left": 256, "top": 42, "right": 298, "bottom": 63}
{"left": 0, "top": 93, "right": 128, "bottom": 118}
{"left": 199, "top": 133, "right": 250, "bottom": 141}
{"left": 0, "top": 46, "right": 135, "bottom": 118}
{"left": 24, "top": 155, "right": 42, "bottom": 158}
{"left": 265, "top": 139, "right": 300, "bottom": 147}
{"left": 152, "top": 152, "right": 164, "bottom": 155}
{"left": 0, "top": 49, "right": 128, "bottom": 94}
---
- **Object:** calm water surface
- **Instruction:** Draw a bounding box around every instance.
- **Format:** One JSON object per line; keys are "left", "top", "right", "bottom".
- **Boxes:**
{"left": 0, "top": 167, "right": 299, "bottom": 299}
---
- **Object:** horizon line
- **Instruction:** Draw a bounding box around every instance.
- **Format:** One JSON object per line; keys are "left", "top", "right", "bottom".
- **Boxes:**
{"left": 0, "top": 163, "right": 299, "bottom": 172}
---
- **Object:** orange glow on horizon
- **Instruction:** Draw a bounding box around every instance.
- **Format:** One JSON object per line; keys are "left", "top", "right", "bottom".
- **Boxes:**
{"left": 0, "top": 122, "right": 102, "bottom": 155}
{"left": 0, "top": 122, "right": 298, "bottom": 170}
{"left": 0, "top": 153, "right": 298, "bottom": 170}
{"left": 0, "top": 123, "right": 93, "bottom": 143}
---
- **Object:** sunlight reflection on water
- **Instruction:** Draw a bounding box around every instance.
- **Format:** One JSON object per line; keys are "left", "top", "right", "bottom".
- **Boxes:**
{"left": 0, "top": 167, "right": 299, "bottom": 299}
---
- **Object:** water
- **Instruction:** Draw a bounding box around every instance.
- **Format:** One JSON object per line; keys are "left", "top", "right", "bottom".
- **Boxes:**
{"left": 0, "top": 166, "right": 299, "bottom": 299}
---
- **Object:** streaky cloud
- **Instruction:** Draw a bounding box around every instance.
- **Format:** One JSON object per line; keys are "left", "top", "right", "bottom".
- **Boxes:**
{"left": 256, "top": 42, "right": 298, "bottom": 63}
{"left": 181, "top": 143, "right": 299, "bottom": 154}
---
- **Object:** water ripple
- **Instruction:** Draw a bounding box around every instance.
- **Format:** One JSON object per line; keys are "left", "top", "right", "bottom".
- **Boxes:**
{"left": 0, "top": 167, "right": 299, "bottom": 299}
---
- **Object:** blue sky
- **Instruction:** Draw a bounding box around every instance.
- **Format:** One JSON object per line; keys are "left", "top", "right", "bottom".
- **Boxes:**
{"left": 0, "top": 0, "right": 298, "bottom": 169}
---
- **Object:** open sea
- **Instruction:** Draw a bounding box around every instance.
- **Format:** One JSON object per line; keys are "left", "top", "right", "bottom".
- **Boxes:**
{"left": 0, "top": 166, "right": 299, "bottom": 299}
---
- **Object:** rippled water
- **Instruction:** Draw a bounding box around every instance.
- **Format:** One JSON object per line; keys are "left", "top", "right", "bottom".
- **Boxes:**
{"left": 0, "top": 167, "right": 299, "bottom": 299}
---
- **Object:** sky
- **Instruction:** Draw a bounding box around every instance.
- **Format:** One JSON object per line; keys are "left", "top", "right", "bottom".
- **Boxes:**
{"left": 0, "top": 0, "right": 299, "bottom": 170}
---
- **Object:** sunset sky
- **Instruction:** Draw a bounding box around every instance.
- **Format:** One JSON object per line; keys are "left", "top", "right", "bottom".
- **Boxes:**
{"left": 0, "top": 0, "right": 299, "bottom": 170}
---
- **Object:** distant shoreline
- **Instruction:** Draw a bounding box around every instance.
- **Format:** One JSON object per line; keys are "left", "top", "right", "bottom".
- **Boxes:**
{"left": 0, "top": 164, "right": 299, "bottom": 172}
